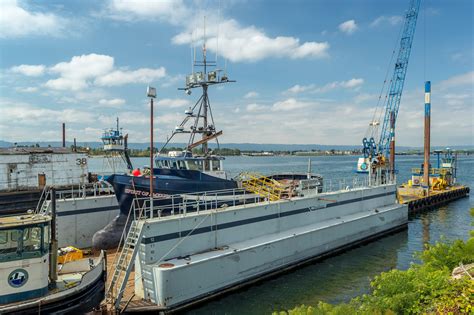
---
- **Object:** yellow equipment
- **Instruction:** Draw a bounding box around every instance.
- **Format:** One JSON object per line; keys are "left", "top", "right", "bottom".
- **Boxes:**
{"left": 58, "top": 246, "right": 84, "bottom": 264}
{"left": 238, "top": 172, "right": 283, "bottom": 201}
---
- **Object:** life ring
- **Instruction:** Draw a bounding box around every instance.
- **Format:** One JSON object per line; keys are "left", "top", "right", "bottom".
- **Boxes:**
{"left": 413, "top": 178, "right": 420, "bottom": 185}
{"left": 360, "top": 162, "right": 368, "bottom": 170}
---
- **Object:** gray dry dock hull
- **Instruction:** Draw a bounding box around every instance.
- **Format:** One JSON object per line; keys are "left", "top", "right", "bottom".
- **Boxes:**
{"left": 130, "top": 184, "right": 408, "bottom": 311}
{"left": 43, "top": 195, "right": 119, "bottom": 248}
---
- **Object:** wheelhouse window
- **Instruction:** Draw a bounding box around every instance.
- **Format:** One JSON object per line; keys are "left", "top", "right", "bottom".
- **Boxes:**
{"left": 0, "top": 224, "right": 48, "bottom": 262}
{"left": 211, "top": 160, "right": 221, "bottom": 171}
{"left": 0, "top": 231, "right": 7, "bottom": 244}
{"left": 23, "top": 226, "right": 42, "bottom": 253}
{"left": 177, "top": 160, "right": 187, "bottom": 170}
{"left": 186, "top": 160, "right": 203, "bottom": 171}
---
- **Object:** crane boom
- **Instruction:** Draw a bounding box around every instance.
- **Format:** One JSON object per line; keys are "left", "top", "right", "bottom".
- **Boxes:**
{"left": 359, "top": 0, "right": 421, "bottom": 175}
{"left": 378, "top": 0, "right": 421, "bottom": 156}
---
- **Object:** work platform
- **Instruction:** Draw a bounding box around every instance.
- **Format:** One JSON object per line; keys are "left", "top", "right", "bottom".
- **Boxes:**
{"left": 398, "top": 185, "right": 469, "bottom": 213}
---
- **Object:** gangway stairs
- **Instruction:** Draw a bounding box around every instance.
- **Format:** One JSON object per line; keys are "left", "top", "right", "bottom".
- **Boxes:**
{"left": 35, "top": 186, "right": 52, "bottom": 215}
{"left": 238, "top": 172, "right": 284, "bottom": 201}
{"left": 106, "top": 219, "right": 145, "bottom": 310}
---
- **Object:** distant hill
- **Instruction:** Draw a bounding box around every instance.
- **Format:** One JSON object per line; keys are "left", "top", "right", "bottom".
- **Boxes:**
{"left": 1, "top": 140, "right": 472, "bottom": 152}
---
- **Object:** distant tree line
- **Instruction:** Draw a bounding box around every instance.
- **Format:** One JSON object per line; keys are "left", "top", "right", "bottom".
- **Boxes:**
{"left": 76, "top": 145, "right": 474, "bottom": 157}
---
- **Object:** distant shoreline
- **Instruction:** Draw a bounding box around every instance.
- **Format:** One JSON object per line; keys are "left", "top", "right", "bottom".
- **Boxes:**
{"left": 87, "top": 150, "right": 473, "bottom": 158}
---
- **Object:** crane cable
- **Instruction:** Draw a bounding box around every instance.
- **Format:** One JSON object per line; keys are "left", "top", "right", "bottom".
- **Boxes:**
{"left": 365, "top": 11, "right": 407, "bottom": 142}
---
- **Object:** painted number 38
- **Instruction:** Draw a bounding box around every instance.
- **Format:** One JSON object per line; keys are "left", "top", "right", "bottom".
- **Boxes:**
{"left": 8, "top": 269, "right": 28, "bottom": 288}
{"left": 76, "top": 158, "right": 87, "bottom": 166}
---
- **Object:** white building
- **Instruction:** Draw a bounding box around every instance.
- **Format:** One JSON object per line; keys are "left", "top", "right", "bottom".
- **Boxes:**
{"left": 0, "top": 147, "right": 89, "bottom": 191}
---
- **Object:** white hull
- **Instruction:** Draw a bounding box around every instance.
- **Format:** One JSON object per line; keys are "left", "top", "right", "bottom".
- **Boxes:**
{"left": 134, "top": 184, "right": 407, "bottom": 309}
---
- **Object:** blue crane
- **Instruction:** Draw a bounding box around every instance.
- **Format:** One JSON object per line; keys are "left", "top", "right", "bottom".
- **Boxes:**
{"left": 359, "top": 0, "right": 421, "bottom": 172}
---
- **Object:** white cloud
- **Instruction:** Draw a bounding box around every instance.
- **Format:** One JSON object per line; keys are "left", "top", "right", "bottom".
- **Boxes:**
{"left": 437, "top": 71, "right": 473, "bottom": 90}
{"left": 271, "top": 98, "right": 313, "bottom": 111}
{"left": 0, "top": 99, "right": 95, "bottom": 126}
{"left": 341, "top": 78, "right": 364, "bottom": 88}
{"left": 246, "top": 103, "right": 266, "bottom": 112}
{"left": 106, "top": 0, "right": 189, "bottom": 24}
{"left": 10, "top": 64, "right": 46, "bottom": 76}
{"left": 353, "top": 93, "right": 377, "bottom": 104}
{"left": 338, "top": 20, "right": 358, "bottom": 35}
{"left": 17, "top": 86, "right": 39, "bottom": 93}
{"left": 244, "top": 91, "right": 259, "bottom": 99}
{"left": 106, "top": 1, "right": 330, "bottom": 63}
{"left": 95, "top": 67, "right": 166, "bottom": 86}
{"left": 156, "top": 98, "right": 190, "bottom": 108}
{"left": 99, "top": 98, "right": 126, "bottom": 107}
{"left": 370, "top": 15, "right": 402, "bottom": 27}
{"left": 46, "top": 54, "right": 114, "bottom": 91}
{"left": 45, "top": 77, "right": 87, "bottom": 91}
{"left": 285, "top": 84, "right": 316, "bottom": 94}
{"left": 285, "top": 78, "right": 364, "bottom": 94}
{"left": 0, "top": 0, "right": 66, "bottom": 38}
{"left": 42, "top": 53, "right": 167, "bottom": 91}
{"left": 173, "top": 19, "right": 329, "bottom": 62}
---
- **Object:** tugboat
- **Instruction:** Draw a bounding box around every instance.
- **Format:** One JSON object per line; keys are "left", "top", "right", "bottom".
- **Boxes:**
{"left": 0, "top": 194, "right": 106, "bottom": 314}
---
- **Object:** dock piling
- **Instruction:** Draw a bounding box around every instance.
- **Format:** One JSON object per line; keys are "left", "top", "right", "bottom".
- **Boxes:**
{"left": 423, "top": 81, "right": 431, "bottom": 194}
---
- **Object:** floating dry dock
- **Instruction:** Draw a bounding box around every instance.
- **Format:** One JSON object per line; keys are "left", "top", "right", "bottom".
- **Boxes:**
{"left": 105, "top": 176, "right": 407, "bottom": 313}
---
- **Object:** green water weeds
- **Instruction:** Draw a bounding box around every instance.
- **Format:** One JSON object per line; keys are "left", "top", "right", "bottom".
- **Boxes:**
{"left": 275, "top": 209, "right": 474, "bottom": 315}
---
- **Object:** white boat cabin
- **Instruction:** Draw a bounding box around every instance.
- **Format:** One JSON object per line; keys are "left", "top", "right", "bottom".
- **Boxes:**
{"left": 155, "top": 151, "right": 227, "bottom": 179}
{"left": 0, "top": 214, "right": 51, "bottom": 304}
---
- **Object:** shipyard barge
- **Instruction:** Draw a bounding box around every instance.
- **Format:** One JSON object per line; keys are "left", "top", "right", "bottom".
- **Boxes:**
{"left": 106, "top": 174, "right": 407, "bottom": 312}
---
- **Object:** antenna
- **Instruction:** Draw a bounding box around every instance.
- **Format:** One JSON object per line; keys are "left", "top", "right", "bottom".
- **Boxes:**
{"left": 191, "top": 31, "right": 194, "bottom": 74}
{"left": 203, "top": 16, "right": 207, "bottom": 74}
{"left": 224, "top": 58, "right": 228, "bottom": 78}
{"left": 193, "top": 29, "right": 197, "bottom": 72}
{"left": 215, "top": 0, "right": 221, "bottom": 64}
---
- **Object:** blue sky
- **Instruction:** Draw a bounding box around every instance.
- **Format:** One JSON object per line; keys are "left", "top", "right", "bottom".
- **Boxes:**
{"left": 0, "top": 0, "right": 472, "bottom": 146}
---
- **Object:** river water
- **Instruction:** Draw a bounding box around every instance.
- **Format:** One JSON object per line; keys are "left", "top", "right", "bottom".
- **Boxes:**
{"left": 89, "top": 154, "right": 473, "bottom": 314}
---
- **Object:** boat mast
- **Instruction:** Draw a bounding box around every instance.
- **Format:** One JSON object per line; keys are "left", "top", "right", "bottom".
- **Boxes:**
{"left": 202, "top": 23, "right": 209, "bottom": 155}
{"left": 159, "top": 17, "right": 235, "bottom": 156}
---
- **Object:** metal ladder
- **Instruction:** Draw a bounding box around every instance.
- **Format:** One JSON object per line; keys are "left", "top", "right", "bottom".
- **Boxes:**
{"left": 35, "top": 186, "right": 52, "bottom": 215}
{"left": 107, "top": 219, "right": 145, "bottom": 310}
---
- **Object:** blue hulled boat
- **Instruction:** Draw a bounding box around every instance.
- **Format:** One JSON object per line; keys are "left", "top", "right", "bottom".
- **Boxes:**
{"left": 93, "top": 43, "right": 238, "bottom": 249}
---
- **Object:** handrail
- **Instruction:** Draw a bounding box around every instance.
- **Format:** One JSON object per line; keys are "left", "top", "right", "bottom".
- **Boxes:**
{"left": 128, "top": 175, "right": 392, "bottom": 221}
{"left": 55, "top": 181, "right": 114, "bottom": 200}
{"left": 411, "top": 168, "right": 449, "bottom": 175}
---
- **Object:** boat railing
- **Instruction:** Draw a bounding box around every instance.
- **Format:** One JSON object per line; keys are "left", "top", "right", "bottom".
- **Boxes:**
{"left": 54, "top": 181, "right": 114, "bottom": 200}
{"left": 129, "top": 174, "right": 395, "bottom": 220}
{"left": 130, "top": 188, "right": 267, "bottom": 220}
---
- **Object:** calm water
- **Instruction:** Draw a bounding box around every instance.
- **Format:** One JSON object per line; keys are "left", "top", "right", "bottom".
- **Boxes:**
{"left": 89, "top": 154, "right": 473, "bottom": 314}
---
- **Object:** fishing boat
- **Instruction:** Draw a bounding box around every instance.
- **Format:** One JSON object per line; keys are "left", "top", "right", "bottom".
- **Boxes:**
{"left": 0, "top": 204, "right": 106, "bottom": 314}
{"left": 88, "top": 43, "right": 243, "bottom": 249}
